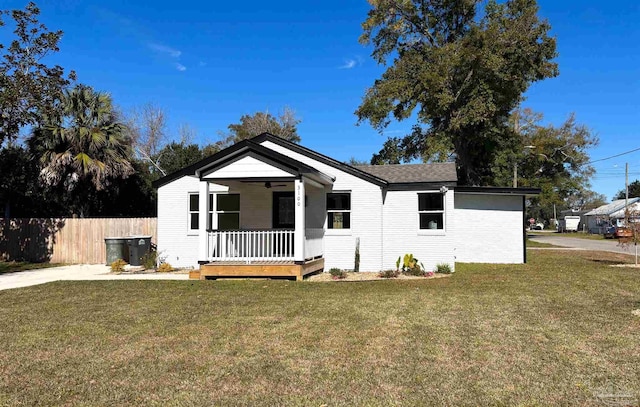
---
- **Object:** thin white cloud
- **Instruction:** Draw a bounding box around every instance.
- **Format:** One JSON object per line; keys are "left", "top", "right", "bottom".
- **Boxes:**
{"left": 339, "top": 55, "right": 364, "bottom": 70}
{"left": 340, "top": 59, "right": 357, "bottom": 69}
{"left": 175, "top": 63, "right": 187, "bottom": 72}
{"left": 148, "top": 42, "right": 182, "bottom": 58}
{"left": 198, "top": 61, "right": 207, "bottom": 67}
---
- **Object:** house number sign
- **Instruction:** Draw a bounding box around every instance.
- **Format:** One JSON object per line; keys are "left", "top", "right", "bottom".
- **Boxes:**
{"left": 297, "top": 184, "right": 302, "bottom": 206}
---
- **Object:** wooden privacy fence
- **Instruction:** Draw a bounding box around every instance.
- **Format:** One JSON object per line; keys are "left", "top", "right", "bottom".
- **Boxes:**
{"left": 0, "top": 218, "right": 157, "bottom": 264}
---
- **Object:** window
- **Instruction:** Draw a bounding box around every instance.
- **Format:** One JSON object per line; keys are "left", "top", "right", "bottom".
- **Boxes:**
{"left": 418, "top": 193, "right": 444, "bottom": 230}
{"left": 188, "top": 193, "right": 199, "bottom": 232}
{"left": 209, "top": 193, "right": 240, "bottom": 230}
{"left": 327, "top": 192, "right": 351, "bottom": 229}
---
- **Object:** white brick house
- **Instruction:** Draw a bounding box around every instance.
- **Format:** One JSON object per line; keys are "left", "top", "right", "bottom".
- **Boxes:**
{"left": 153, "top": 133, "right": 538, "bottom": 279}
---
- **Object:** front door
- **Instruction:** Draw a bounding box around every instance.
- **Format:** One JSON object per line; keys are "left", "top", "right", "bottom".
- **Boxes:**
{"left": 273, "top": 191, "right": 295, "bottom": 229}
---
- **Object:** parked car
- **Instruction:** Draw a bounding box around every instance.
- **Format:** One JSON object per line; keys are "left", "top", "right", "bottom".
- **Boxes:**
{"left": 531, "top": 222, "right": 545, "bottom": 230}
{"left": 604, "top": 226, "right": 633, "bottom": 239}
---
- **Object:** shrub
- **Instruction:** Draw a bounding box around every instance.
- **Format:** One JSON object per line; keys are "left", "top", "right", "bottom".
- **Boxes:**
{"left": 354, "top": 237, "right": 360, "bottom": 272}
{"left": 157, "top": 262, "right": 174, "bottom": 273}
{"left": 141, "top": 250, "right": 157, "bottom": 270}
{"left": 110, "top": 258, "right": 126, "bottom": 273}
{"left": 398, "top": 254, "right": 425, "bottom": 276}
{"left": 329, "top": 268, "right": 346, "bottom": 280}
{"left": 435, "top": 263, "right": 453, "bottom": 274}
{"left": 378, "top": 269, "right": 399, "bottom": 278}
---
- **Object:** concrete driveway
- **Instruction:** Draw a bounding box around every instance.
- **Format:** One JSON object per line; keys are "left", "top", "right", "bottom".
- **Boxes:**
{"left": 0, "top": 265, "right": 189, "bottom": 291}
{"left": 528, "top": 233, "right": 639, "bottom": 255}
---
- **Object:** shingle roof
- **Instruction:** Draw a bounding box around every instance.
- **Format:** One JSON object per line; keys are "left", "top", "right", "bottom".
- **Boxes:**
{"left": 584, "top": 198, "right": 640, "bottom": 216}
{"left": 354, "top": 162, "right": 458, "bottom": 184}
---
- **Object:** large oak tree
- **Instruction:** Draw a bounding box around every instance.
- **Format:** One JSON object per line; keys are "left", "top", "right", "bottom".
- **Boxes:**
{"left": 356, "top": 0, "right": 558, "bottom": 184}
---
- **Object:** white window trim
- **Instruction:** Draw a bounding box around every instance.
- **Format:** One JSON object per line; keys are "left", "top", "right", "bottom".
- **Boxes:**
{"left": 187, "top": 192, "right": 199, "bottom": 236}
{"left": 326, "top": 191, "right": 352, "bottom": 235}
{"left": 417, "top": 191, "right": 446, "bottom": 235}
{"left": 210, "top": 192, "right": 240, "bottom": 231}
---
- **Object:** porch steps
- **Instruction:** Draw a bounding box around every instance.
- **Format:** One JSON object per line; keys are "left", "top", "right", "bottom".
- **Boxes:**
{"left": 189, "top": 270, "right": 201, "bottom": 279}
{"left": 196, "top": 258, "right": 324, "bottom": 281}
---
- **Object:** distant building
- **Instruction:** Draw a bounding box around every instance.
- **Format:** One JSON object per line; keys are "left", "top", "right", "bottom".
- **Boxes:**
{"left": 584, "top": 198, "right": 640, "bottom": 234}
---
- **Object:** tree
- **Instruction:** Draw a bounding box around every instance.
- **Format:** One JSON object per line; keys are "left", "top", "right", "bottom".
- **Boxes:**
{"left": 346, "top": 157, "right": 370, "bottom": 166}
{"left": 356, "top": 0, "right": 558, "bottom": 184}
{"left": 30, "top": 85, "right": 134, "bottom": 196}
{"left": 0, "top": 2, "right": 75, "bottom": 144}
{"left": 496, "top": 109, "right": 598, "bottom": 221}
{"left": 372, "top": 126, "right": 453, "bottom": 164}
{"left": 565, "top": 189, "right": 607, "bottom": 211}
{"left": 221, "top": 107, "right": 301, "bottom": 146}
{"left": 614, "top": 180, "right": 640, "bottom": 200}
{"left": 0, "top": 144, "right": 62, "bottom": 218}
{"left": 124, "top": 103, "right": 167, "bottom": 175}
{"left": 153, "top": 142, "right": 205, "bottom": 177}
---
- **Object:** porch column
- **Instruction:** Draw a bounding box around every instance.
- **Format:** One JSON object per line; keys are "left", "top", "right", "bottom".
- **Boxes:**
{"left": 198, "top": 180, "right": 209, "bottom": 262}
{"left": 294, "top": 177, "right": 306, "bottom": 262}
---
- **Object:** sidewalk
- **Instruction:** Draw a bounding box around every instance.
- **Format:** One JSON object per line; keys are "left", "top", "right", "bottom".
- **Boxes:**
{"left": 0, "top": 264, "right": 189, "bottom": 291}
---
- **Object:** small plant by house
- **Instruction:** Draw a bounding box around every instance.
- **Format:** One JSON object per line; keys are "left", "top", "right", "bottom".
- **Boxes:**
{"left": 397, "top": 254, "right": 425, "bottom": 276}
{"left": 435, "top": 263, "right": 453, "bottom": 274}
{"left": 141, "top": 250, "right": 157, "bottom": 270}
{"left": 378, "top": 269, "right": 399, "bottom": 278}
{"left": 110, "top": 259, "right": 126, "bottom": 273}
{"left": 156, "top": 262, "right": 174, "bottom": 273}
{"left": 329, "top": 268, "right": 346, "bottom": 280}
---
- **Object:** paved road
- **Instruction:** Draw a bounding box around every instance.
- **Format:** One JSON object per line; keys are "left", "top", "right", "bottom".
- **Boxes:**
{"left": 0, "top": 264, "right": 189, "bottom": 291}
{"left": 528, "top": 233, "right": 639, "bottom": 255}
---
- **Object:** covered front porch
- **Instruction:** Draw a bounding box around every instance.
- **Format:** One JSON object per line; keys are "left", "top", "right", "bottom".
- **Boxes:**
{"left": 191, "top": 146, "right": 334, "bottom": 280}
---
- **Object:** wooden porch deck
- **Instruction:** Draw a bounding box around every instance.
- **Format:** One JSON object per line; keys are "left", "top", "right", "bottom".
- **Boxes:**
{"left": 192, "top": 258, "right": 324, "bottom": 281}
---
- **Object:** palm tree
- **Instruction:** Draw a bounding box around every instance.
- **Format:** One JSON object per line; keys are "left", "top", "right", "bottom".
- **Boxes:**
{"left": 32, "top": 85, "right": 134, "bottom": 191}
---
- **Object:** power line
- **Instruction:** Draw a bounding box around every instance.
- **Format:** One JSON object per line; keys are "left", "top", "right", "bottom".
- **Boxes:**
{"left": 586, "top": 146, "right": 640, "bottom": 164}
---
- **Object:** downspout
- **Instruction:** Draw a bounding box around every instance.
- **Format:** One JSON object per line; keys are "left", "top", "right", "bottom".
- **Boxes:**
{"left": 523, "top": 195, "right": 527, "bottom": 264}
{"left": 381, "top": 187, "right": 386, "bottom": 271}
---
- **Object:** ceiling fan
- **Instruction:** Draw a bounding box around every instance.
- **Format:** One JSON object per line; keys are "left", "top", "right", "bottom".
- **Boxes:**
{"left": 242, "top": 180, "right": 288, "bottom": 189}
{"left": 263, "top": 181, "right": 287, "bottom": 189}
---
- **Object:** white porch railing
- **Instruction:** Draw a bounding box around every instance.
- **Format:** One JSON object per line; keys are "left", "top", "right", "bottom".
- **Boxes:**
{"left": 304, "top": 228, "right": 324, "bottom": 260}
{"left": 207, "top": 229, "right": 295, "bottom": 261}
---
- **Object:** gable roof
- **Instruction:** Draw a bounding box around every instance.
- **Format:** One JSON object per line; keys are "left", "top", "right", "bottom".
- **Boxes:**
{"left": 354, "top": 163, "right": 457, "bottom": 184}
{"left": 584, "top": 198, "right": 640, "bottom": 216}
{"left": 152, "top": 138, "right": 334, "bottom": 188}
{"left": 252, "top": 133, "right": 389, "bottom": 186}
{"left": 153, "top": 132, "right": 459, "bottom": 189}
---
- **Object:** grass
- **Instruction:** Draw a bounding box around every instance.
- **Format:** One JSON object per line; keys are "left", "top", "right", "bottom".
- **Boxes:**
{"left": 564, "top": 232, "right": 606, "bottom": 240}
{"left": 0, "top": 261, "right": 62, "bottom": 275}
{"left": 528, "top": 231, "right": 606, "bottom": 240}
{"left": 1, "top": 250, "right": 639, "bottom": 406}
{"left": 526, "top": 237, "right": 559, "bottom": 248}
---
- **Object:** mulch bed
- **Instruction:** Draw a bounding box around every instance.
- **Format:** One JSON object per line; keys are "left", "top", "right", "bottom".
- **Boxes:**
{"left": 307, "top": 271, "right": 451, "bottom": 282}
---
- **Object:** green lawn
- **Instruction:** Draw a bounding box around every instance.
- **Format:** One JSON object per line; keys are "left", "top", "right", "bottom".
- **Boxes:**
{"left": 564, "top": 232, "right": 606, "bottom": 240}
{"left": 0, "top": 261, "right": 62, "bottom": 275}
{"left": 1, "top": 250, "right": 639, "bottom": 406}
{"left": 526, "top": 237, "right": 560, "bottom": 247}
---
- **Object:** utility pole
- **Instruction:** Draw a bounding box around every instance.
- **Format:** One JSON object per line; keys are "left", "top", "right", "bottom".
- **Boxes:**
{"left": 625, "top": 162, "right": 629, "bottom": 226}
{"left": 625, "top": 162, "right": 629, "bottom": 207}
{"left": 513, "top": 110, "right": 520, "bottom": 188}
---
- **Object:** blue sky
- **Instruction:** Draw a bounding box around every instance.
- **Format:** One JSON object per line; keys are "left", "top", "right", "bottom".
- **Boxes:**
{"left": 2, "top": 0, "right": 639, "bottom": 200}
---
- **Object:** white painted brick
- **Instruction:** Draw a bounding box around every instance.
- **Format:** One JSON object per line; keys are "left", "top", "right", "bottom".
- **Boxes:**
{"left": 452, "top": 193, "right": 524, "bottom": 263}
{"left": 157, "top": 176, "right": 201, "bottom": 269}
{"left": 260, "top": 140, "right": 384, "bottom": 271}
{"left": 382, "top": 190, "right": 456, "bottom": 272}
